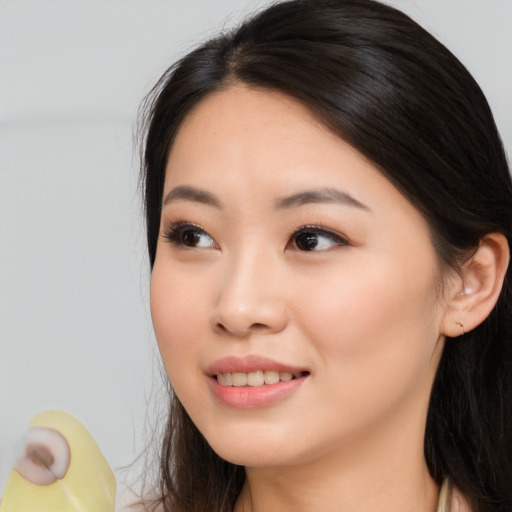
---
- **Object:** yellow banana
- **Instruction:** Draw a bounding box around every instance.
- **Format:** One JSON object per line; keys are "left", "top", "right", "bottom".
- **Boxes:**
{"left": 0, "top": 410, "right": 116, "bottom": 512}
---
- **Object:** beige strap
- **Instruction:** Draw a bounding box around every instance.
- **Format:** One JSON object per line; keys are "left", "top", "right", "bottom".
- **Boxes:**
{"left": 437, "top": 478, "right": 452, "bottom": 512}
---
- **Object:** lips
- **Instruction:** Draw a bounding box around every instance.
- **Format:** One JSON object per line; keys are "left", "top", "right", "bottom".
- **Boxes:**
{"left": 207, "top": 355, "right": 308, "bottom": 376}
{"left": 206, "top": 356, "right": 310, "bottom": 408}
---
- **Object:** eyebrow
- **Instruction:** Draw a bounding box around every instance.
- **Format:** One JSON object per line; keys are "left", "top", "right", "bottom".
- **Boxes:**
{"left": 274, "top": 187, "right": 370, "bottom": 211}
{"left": 163, "top": 186, "right": 222, "bottom": 208}
{"left": 162, "top": 185, "right": 369, "bottom": 212}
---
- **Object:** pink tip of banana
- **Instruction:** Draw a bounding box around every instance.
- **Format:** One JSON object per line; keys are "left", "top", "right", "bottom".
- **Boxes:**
{"left": 16, "top": 427, "right": 71, "bottom": 485}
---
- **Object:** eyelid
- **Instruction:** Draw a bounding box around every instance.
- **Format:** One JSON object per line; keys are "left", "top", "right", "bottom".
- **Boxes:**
{"left": 292, "top": 224, "right": 348, "bottom": 240}
{"left": 289, "top": 224, "right": 349, "bottom": 250}
{"left": 162, "top": 221, "right": 218, "bottom": 249}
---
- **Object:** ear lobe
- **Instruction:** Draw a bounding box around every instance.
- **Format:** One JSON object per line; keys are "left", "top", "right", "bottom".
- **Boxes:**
{"left": 441, "top": 233, "right": 510, "bottom": 337}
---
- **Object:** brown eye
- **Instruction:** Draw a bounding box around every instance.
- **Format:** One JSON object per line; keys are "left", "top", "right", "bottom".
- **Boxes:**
{"left": 292, "top": 227, "right": 347, "bottom": 251}
{"left": 181, "top": 229, "right": 202, "bottom": 247}
{"left": 295, "top": 232, "right": 321, "bottom": 251}
{"left": 164, "top": 223, "right": 218, "bottom": 249}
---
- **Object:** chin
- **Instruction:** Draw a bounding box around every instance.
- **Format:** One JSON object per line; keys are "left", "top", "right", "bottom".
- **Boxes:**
{"left": 207, "top": 436, "right": 276, "bottom": 466}
{"left": 213, "top": 447, "right": 289, "bottom": 468}
{"left": 201, "top": 426, "right": 314, "bottom": 469}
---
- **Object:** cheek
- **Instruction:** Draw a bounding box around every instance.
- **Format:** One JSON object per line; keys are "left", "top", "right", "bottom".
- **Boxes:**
{"left": 150, "top": 264, "right": 207, "bottom": 381}
{"left": 292, "top": 256, "right": 441, "bottom": 399}
{"left": 293, "top": 260, "right": 432, "bottom": 338}
{"left": 150, "top": 264, "right": 219, "bottom": 418}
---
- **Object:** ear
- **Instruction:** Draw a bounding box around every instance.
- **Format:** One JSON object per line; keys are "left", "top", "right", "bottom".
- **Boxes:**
{"left": 441, "top": 233, "right": 510, "bottom": 337}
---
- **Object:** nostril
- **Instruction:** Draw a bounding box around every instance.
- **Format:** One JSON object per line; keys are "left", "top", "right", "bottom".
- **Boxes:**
{"left": 215, "top": 321, "right": 267, "bottom": 338}
{"left": 215, "top": 322, "right": 229, "bottom": 333}
{"left": 250, "top": 323, "right": 268, "bottom": 330}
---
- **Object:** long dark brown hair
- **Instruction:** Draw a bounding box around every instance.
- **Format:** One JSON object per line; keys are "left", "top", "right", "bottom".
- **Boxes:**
{"left": 139, "top": 1, "right": 512, "bottom": 510}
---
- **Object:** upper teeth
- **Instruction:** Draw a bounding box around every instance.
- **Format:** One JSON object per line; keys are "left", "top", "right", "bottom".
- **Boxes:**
{"left": 217, "top": 370, "right": 300, "bottom": 387}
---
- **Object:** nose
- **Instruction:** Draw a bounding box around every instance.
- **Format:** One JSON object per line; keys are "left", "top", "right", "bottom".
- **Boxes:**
{"left": 209, "top": 250, "right": 289, "bottom": 338}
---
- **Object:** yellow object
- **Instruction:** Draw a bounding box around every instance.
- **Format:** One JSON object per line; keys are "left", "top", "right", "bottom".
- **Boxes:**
{"left": 0, "top": 410, "right": 116, "bottom": 512}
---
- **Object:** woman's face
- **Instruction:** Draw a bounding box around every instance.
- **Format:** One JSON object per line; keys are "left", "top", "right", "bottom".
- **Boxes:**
{"left": 150, "top": 85, "right": 449, "bottom": 468}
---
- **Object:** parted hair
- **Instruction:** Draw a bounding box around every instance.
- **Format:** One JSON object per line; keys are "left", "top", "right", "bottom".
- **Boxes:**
{"left": 139, "top": 1, "right": 512, "bottom": 511}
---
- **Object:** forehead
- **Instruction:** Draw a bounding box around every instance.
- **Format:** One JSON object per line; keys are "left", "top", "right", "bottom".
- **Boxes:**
{"left": 171, "top": 85, "right": 334, "bottom": 161}
{"left": 178, "top": 84, "right": 320, "bottom": 132}
{"left": 165, "top": 85, "right": 381, "bottom": 194}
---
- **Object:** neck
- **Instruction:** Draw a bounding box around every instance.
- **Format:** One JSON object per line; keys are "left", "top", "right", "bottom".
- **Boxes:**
{"left": 234, "top": 408, "right": 439, "bottom": 512}
{"left": 236, "top": 459, "right": 438, "bottom": 512}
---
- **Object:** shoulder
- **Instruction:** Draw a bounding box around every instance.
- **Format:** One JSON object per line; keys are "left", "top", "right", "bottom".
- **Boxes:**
{"left": 115, "top": 487, "right": 164, "bottom": 512}
{"left": 450, "top": 484, "right": 472, "bottom": 512}
{"left": 114, "top": 487, "right": 142, "bottom": 512}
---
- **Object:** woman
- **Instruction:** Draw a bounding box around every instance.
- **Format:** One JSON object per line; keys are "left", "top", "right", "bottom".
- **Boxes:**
{"left": 138, "top": 0, "right": 512, "bottom": 510}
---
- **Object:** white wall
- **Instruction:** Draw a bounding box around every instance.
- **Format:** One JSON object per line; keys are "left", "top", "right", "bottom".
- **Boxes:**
{"left": 1, "top": 0, "right": 511, "bottom": 495}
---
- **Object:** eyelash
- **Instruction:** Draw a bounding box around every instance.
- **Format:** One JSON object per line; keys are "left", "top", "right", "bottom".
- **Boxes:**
{"left": 288, "top": 225, "right": 348, "bottom": 251}
{"left": 162, "top": 222, "right": 348, "bottom": 251}
{"left": 163, "top": 221, "right": 218, "bottom": 249}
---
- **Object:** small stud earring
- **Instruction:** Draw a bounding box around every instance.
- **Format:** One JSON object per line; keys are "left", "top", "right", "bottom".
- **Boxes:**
{"left": 455, "top": 320, "right": 465, "bottom": 335}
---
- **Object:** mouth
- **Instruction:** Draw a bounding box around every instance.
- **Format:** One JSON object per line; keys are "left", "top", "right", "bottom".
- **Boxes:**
{"left": 207, "top": 355, "right": 310, "bottom": 388}
{"left": 208, "top": 362, "right": 310, "bottom": 408}
{"left": 216, "top": 370, "right": 310, "bottom": 387}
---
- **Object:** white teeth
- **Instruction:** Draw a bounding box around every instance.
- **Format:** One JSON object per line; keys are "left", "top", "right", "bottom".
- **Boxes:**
{"left": 217, "top": 373, "right": 232, "bottom": 386}
{"left": 217, "top": 370, "right": 303, "bottom": 387}
{"left": 264, "top": 370, "right": 280, "bottom": 385}
{"left": 247, "top": 371, "right": 264, "bottom": 387}
{"left": 231, "top": 373, "right": 247, "bottom": 386}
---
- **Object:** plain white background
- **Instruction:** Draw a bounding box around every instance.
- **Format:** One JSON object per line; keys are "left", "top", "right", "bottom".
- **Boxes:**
{"left": 1, "top": 0, "right": 511, "bottom": 495}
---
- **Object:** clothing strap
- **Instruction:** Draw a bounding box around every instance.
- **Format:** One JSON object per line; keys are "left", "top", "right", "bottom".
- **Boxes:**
{"left": 437, "top": 478, "right": 452, "bottom": 512}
